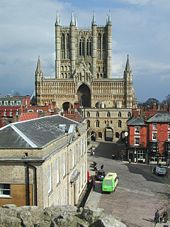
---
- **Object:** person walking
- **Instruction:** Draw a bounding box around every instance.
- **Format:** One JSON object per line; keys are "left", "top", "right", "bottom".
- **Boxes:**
{"left": 154, "top": 209, "right": 160, "bottom": 226}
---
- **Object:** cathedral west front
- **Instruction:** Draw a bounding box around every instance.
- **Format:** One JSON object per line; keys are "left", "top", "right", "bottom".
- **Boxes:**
{"left": 35, "top": 14, "right": 136, "bottom": 141}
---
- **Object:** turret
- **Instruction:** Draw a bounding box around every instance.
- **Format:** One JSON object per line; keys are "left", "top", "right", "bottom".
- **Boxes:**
{"left": 35, "top": 57, "right": 43, "bottom": 105}
{"left": 55, "top": 13, "right": 61, "bottom": 78}
{"left": 35, "top": 57, "right": 43, "bottom": 80}
{"left": 92, "top": 12, "right": 97, "bottom": 78}
{"left": 106, "top": 12, "right": 112, "bottom": 79}
{"left": 124, "top": 55, "right": 132, "bottom": 82}
{"left": 124, "top": 55, "right": 133, "bottom": 108}
{"left": 70, "top": 13, "right": 76, "bottom": 74}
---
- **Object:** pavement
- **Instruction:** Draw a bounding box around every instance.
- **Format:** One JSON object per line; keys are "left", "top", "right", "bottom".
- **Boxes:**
{"left": 86, "top": 141, "right": 170, "bottom": 227}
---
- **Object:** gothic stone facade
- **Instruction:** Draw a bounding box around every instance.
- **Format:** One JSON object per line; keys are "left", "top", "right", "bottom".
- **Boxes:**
{"left": 35, "top": 15, "right": 136, "bottom": 141}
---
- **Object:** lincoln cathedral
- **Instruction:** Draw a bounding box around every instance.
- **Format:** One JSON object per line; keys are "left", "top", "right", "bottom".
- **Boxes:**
{"left": 35, "top": 14, "right": 136, "bottom": 141}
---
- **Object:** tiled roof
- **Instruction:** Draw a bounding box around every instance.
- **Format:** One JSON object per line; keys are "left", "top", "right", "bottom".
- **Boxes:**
{"left": 0, "top": 114, "right": 80, "bottom": 148}
{"left": 18, "top": 112, "right": 39, "bottom": 122}
{"left": 127, "top": 117, "right": 145, "bottom": 126}
{"left": 147, "top": 112, "right": 170, "bottom": 123}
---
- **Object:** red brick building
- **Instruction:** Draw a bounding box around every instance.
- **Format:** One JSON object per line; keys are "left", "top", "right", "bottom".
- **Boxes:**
{"left": 127, "top": 112, "right": 170, "bottom": 164}
{"left": 0, "top": 95, "right": 57, "bottom": 127}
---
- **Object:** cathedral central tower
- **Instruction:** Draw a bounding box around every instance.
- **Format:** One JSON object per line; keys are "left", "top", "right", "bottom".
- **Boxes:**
{"left": 55, "top": 14, "right": 112, "bottom": 80}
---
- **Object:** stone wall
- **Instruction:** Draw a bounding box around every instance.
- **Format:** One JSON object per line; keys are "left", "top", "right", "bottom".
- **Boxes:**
{"left": 0, "top": 204, "right": 126, "bottom": 227}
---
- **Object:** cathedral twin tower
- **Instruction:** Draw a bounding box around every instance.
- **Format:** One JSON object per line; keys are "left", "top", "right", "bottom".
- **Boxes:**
{"left": 35, "top": 13, "right": 136, "bottom": 110}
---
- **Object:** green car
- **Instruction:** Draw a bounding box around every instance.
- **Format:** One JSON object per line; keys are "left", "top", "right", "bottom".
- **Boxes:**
{"left": 102, "top": 172, "right": 118, "bottom": 192}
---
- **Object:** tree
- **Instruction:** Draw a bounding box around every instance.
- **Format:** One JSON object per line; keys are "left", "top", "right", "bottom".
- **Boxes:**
{"left": 144, "top": 98, "right": 159, "bottom": 106}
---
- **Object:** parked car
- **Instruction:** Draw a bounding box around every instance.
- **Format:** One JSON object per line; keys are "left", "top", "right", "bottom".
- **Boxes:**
{"left": 152, "top": 165, "right": 167, "bottom": 176}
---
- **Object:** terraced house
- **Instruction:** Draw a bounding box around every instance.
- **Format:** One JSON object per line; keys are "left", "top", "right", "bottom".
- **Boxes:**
{"left": 0, "top": 115, "right": 87, "bottom": 207}
{"left": 127, "top": 112, "right": 170, "bottom": 164}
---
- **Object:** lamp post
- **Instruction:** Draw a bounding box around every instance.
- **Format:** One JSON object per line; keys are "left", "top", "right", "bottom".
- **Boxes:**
{"left": 124, "top": 131, "right": 129, "bottom": 161}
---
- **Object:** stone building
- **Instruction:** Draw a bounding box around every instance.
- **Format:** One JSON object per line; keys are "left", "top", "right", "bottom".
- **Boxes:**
{"left": 0, "top": 115, "right": 87, "bottom": 208}
{"left": 35, "top": 14, "right": 136, "bottom": 141}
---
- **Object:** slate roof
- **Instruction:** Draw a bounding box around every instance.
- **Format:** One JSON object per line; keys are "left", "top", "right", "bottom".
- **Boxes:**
{"left": 127, "top": 117, "right": 145, "bottom": 126}
{"left": 0, "top": 115, "right": 80, "bottom": 149}
{"left": 147, "top": 112, "right": 170, "bottom": 123}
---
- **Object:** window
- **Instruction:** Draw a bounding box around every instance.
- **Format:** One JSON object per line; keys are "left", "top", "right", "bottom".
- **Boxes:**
{"left": 0, "top": 101, "right": 2, "bottom": 106}
{"left": 115, "top": 132, "right": 119, "bottom": 138}
{"left": 107, "top": 111, "right": 110, "bottom": 117}
{"left": 134, "top": 137, "right": 140, "bottom": 145}
{"left": 4, "top": 101, "right": 8, "bottom": 106}
{"left": 54, "top": 158, "right": 60, "bottom": 184}
{"left": 87, "top": 120, "right": 90, "bottom": 128}
{"left": 118, "top": 111, "right": 121, "bottom": 117}
{"left": 135, "top": 126, "right": 140, "bottom": 134}
{"left": 16, "top": 100, "right": 21, "bottom": 105}
{"left": 86, "top": 38, "right": 92, "bottom": 56}
{"left": 0, "top": 184, "right": 10, "bottom": 197}
{"left": 47, "top": 165, "right": 52, "bottom": 193}
{"left": 152, "top": 132, "right": 157, "bottom": 141}
{"left": 97, "top": 33, "right": 101, "bottom": 49}
{"left": 79, "top": 38, "right": 85, "bottom": 56}
{"left": 87, "top": 111, "right": 90, "bottom": 117}
{"left": 152, "top": 123, "right": 157, "bottom": 130}
{"left": 62, "top": 153, "right": 66, "bottom": 177}
{"left": 118, "top": 120, "right": 122, "bottom": 128}
{"left": 10, "top": 101, "right": 14, "bottom": 106}
{"left": 128, "top": 112, "right": 131, "bottom": 118}
{"left": 168, "top": 133, "right": 170, "bottom": 141}
{"left": 96, "top": 120, "right": 100, "bottom": 127}
{"left": 96, "top": 111, "right": 99, "bottom": 117}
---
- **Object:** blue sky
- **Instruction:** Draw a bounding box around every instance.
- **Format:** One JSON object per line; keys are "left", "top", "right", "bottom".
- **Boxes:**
{"left": 0, "top": 0, "right": 170, "bottom": 102}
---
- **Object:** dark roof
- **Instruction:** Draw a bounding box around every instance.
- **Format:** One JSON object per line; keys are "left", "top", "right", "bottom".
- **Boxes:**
{"left": 147, "top": 112, "right": 170, "bottom": 123}
{"left": 0, "top": 115, "right": 80, "bottom": 149}
{"left": 127, "top": 117, "right": 145, "bottom": 126}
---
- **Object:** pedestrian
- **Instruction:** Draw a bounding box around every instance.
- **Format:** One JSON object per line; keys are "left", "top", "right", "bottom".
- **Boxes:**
{"left": 101, "top": 164, "right": 104, "bottom": 169}
{"left": 154, "top": 209, "right": 160, "bottom": 226}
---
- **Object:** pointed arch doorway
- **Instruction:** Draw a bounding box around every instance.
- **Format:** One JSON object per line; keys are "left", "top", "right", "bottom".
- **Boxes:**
{"left": 77, "top": 84, "right": 91, "bottom": 107}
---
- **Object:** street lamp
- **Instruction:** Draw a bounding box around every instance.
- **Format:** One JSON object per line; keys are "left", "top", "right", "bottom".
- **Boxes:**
{"left": 123, "top": 131, "right": 128, "bottom": 161}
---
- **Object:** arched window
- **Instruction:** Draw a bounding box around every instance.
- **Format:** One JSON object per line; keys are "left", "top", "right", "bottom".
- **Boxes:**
{"left": 61, "top": 33, "right": 65, "bottom": 49}
{"left": 87, "top": 111, "right": 90, "bottom": 117}
{"left": 98, "top": 132, "right": 102, "bottom": 138}
{"left": 128, "top": 112, "right": 131, "bottom": 118}
{"left": 61, "top": 33, "right": 65, "bottom": 59}
{"left": 66, "top": 33, "right": 70, "bottom": 58}
{"left": 96, "top": 120, "right": 100, "bottom": 127}
{"left": 97, "top": 33, "right": 101, "bottom": 49}
{"left": 107, "top": 111, "right": 110, "bottom": 117}
{"left": 115, "top": 132, "right": 120, "bottom": 138}
{"left": 102, "top": 33, "right": 106, "bottom": 50}
{"left": 79, "top": 38, "right": 85, "bottom": 56}
{"left": 118, "top": 111, "right": 122, "bottom": 117}
{"left": 87, "top": 120, "right": 90, "bottom": 128}
{"left": 87, "top": 38, "right": 92, "bottom": 56}
{"left": 96, "top": 111, "right": 99, "bottom": 117}
{"left": 118, "top": 120, "right": 122, "bottom": 128}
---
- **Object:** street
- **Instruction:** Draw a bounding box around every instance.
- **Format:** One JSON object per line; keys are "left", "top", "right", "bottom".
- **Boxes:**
{"left": 87, "top": 142, "right": 170, "bottom": 227}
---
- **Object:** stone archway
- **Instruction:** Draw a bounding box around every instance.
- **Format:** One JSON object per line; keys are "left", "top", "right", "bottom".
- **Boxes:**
{"left": 77, "top": 84, "right": 91, "bottom": 107}
{"left": 62, "top": 102, "right": 73, "bottom": 112}
{"left": 104, "top": 127, "right": 113, "bottom": 141}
